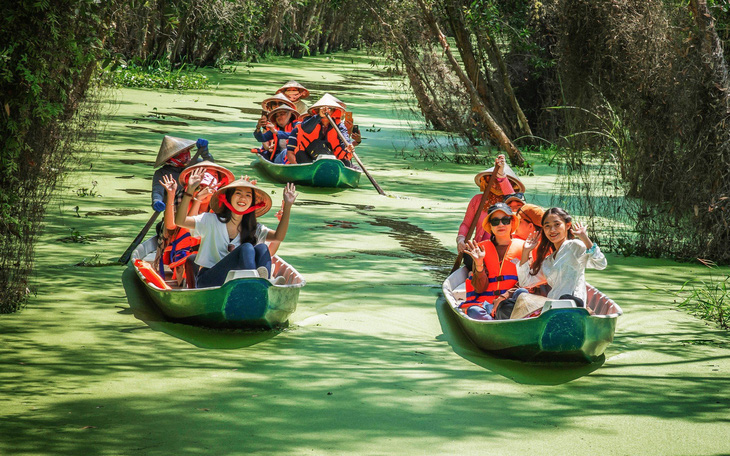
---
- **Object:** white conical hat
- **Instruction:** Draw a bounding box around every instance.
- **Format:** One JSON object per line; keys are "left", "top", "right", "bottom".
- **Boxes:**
{"left": 155, "top": 136, "right": 196, "bottom": 167}
{"left": 267, "top": 105, "right": 298, "bottom": 123}
{"left": 260, "top": 93, "right": 296, "bottom": 112}
{"left": 276, "top": 80, "right": 310, "bottom": 99}
{"left": 473, "top": 162, "right": 525, "bottom": 193}
{"left": 308, "top": 93, "right": 345, "bottom": 116}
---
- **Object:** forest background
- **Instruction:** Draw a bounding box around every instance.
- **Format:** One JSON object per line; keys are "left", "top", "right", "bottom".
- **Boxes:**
{"left": 2, "top": 0, "right": 730, "bottom": 313}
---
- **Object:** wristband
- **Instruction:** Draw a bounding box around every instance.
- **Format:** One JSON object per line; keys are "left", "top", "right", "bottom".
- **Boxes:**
{"left": 184, "top": 192, "right": 194, "bottom": 198}
{"left": 586, "top": 244, "right": 597, "bottom": 255}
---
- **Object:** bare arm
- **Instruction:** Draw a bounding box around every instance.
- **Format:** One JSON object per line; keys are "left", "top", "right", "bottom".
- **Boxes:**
{"left": 266, "top": 183, "right": 298, "bottom": 242}
{"left": 174, "top": 168, "right": 205, "bottom": 230}
{"left": 159, "top": 174, "right": 178, "bottom": 231}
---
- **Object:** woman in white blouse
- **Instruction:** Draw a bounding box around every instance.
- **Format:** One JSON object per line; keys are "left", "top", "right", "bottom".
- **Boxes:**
{"left": 517, "top": 208, "right": 606, "bottom": 305}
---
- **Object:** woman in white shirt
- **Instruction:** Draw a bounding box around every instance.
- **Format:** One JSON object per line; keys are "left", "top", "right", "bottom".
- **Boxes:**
{"left": 517, "top": 207, "right": 606, "bottom": 305}
{"left": 174, "top": 167, "right": 298, "bottom": 288}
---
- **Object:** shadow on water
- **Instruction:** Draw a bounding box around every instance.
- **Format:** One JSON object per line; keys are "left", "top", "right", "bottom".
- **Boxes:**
{"left": 207, "top": 103, "right": 263, "bottom": 116}
{"left": 85, "top": 209, "right": 147, "bottom": 217}
{"left": 120, "top": 267, "right": 281, "bottom": 349}
{"left": 152, "top": 111, "right": 221, "bottom": 122}
{"left": 134, "top": 117, "right": 189, "bottom": 126}
{"left": 364, "top": 215, "right": 454, "bottom": 282}
{"left": 119, "top": 159, "right": 154, "bottom": 166}
{"left": 434, "top": 297, "right": 603, "bottom": 385}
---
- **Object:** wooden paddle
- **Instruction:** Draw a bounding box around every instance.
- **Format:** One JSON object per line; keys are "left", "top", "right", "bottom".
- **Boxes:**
{"left": 117, "top": 144, "right": 207, "bottom": 265}
{"left": 325, "top": 112, "right": 385, "bottom": 196}
{"left": 449, "top": 161, "right": 501, "bottom": 274}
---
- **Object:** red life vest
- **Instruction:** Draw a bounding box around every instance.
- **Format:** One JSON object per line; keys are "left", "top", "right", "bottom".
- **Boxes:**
{"left": 461, "top": 238, "right": 524, "bottom": 309}
{"left": 294, "top": 122, "right": 351, "bottom": 160}
{"left": 162, "top": 228, "right": 200, "bottom": 269}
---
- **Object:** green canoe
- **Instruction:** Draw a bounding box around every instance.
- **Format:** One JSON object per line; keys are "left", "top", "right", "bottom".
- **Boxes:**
{"left": 130, "top": 237, "right": 305, "bottom": 329}
{"left": 254, "top": 155, "right": 362, "bottom": 188}
{"left": 442, "top": 267, "right": 622, "bottom": 362}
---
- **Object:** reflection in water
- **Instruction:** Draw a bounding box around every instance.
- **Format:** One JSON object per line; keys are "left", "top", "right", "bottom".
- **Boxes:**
{"left": 121, "top": 267, "right": 281, "bottom": 349}
{"left": 435, "top": 297, "right": 603, "bottom": 385}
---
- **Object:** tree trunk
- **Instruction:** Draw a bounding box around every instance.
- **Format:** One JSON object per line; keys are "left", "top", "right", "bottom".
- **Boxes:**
{"left": 415, "top": 0, "right": 526, "bottom": 166}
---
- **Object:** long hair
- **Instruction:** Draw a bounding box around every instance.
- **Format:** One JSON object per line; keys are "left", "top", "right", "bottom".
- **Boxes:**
{"left": 216, "top": 187, "right": 257, "bottom": 245}
{"left": 530, "top": 207, "right": 575, "bottom": 276}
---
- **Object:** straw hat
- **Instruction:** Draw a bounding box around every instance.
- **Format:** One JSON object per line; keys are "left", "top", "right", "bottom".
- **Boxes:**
{"left": 209, "top": 178, "right": 272, "bottom": 217}
{"left": 267, "top": 105, "right": 298, "bottom": 123}
{"left": 178, "top": 161, "right": 235, "bottom": 188}
{"left": 308, "top": 93, "right": 345, "bottom": 117}
{"left": 482, "top": 202, "right": 519, "bottom": 235}
{"left": 474, "top": 162, "right": 525, "bottom": 193}
{"left": 516, "top": 204, "right": 545, "bottom": 228}
{"left": 510, "top": 293, "right": 549, "bottom": 319}
{"left": 276, "top": 80, "right": 310, "bottom": 99}
{"left": 260, "top": 93, "right": 297, "bottom": 112}
{"left": 155, "top": 136, "right": 196, "bottom": 167}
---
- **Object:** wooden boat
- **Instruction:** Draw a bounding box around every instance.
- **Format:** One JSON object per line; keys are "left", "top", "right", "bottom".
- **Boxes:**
{"left": 254, "top": 155, "right": 362, "bottom": 188}
{"left": 130, "top": 237, "right": 305, "bottom": 329}
{"left": 442, "top": 267, "right": 622, "bottom": 362}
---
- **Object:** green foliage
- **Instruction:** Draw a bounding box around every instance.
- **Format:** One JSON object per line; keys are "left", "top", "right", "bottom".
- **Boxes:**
{"left": 676, "top": 260, "right": 730, "bottom": 330}
{"left": 110, "top": 63, "right": 209, "bottom": 90}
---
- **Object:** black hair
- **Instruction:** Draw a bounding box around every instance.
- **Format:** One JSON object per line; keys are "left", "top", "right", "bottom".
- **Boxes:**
{"left": 530, "top": 207, "right": 575, "bottom": 276}
{"left": 216, "top": 187, "right": 257, "bottom": 245}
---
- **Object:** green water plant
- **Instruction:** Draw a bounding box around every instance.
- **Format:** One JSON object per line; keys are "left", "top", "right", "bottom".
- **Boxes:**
{"left": 110, "top": 62, "right": 209, "bottom": 90}
{"left": 676, "top": 259, "right": 730, "bottom": 330}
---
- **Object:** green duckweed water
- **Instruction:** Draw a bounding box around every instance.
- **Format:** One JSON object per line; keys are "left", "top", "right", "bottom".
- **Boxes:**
{"left": 1, "top": 52, "right": 729, "bottom": 455}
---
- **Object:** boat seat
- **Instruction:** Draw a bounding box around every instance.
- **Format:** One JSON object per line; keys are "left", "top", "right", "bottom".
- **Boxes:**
{"left": 452, "top": 282, "right": 467, "bottom": 302}
{"left": 542, "top": 299, "right": 577, "bottom": 313}
{"left": 224, "top": 269, "right": 261, "bottom": 284}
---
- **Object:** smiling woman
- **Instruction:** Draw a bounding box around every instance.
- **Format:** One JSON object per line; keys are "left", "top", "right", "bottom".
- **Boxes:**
{"left": 173, "top": 170, "right": 298, "bottom": 287}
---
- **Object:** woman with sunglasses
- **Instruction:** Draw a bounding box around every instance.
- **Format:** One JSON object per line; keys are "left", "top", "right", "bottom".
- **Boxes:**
{"left": 457, "top": 154, "right": 524, "bottom": 269}
{"left": 517, "top": 207, "right": 607, "bottom": 306}
{"left": 461, "top": 203, "right": 526, "bottom": 320}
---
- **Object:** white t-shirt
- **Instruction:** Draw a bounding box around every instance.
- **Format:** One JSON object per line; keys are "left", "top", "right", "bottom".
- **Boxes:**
{"left": 191, "top": 212, "right": 271, "bottom": 268}
{"left": 515, "top": 239, "right": 607, "bottom": 302}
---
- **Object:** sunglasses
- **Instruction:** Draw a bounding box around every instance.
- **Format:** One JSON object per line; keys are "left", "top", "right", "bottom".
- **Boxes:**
{"left": 489, "top": 216, "right": 512, "bottom": 226}
{"left": 505, "top": 192, "right": 525, "bottom": 201}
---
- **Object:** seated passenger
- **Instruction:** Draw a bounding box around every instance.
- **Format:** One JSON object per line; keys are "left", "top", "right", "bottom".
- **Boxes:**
{"left": 174, "top": 168, "right": 298, "bottom": 288}
{"left": 504, "top": 192, "right": 526, "bottom": 213}
{"left": 461, "top": 203, "right": 525, "bottom": 320}
{"left": 260, "top": 93, "right": 297, "bottom": 113}
{"left": 286, "top": 93, "right": 354, "bottom": 166}
{"left": 254, "top": 105, "right": 300, "bottom": 163}
{"left": 514, "top": 204, "right": 545, "bottom": 241}
{"left": 276, "top": 80, "right": 310, "bottom": 116}
{"left": 517, "top": 207, "right": 607, "bottom": 306}
{"left": 457, "top": 154, "right": 524, "bottom": 269}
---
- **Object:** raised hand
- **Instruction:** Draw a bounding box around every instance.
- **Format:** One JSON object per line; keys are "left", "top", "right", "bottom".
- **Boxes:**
{"left": 187, "top": 167, "right": 205, "bottom": 191}
{"left": 159, "top": 174, "right": 177, "bottom": 195}
{"left": 464, "top": 239, "right": 486, "bottom": 264}
{"left": 256, "top": 116, "right": 267, "bottom": 129}
{"left": 571, "top": 221, "right": 590, "bottom": 243}
{"left": 283, "top": 182, "right": 298, "bottom": 206}
{"left": 266, "top": 122, "right": 277, "bottom": 132}
{"left": 524, "top": 230, "right": 541, "bottom": 251}
{"left": 196, "top": 186, "right": 215, "bottom": 201}
{"left": 495, "top": 154, "right": 506, "bottom": 177}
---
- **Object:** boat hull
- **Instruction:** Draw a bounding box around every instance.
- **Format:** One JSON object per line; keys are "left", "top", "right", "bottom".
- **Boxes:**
{"left": 130, "top": 237, "right": 305, "bottom": 329}
{"left": 442, "top": 268, "right": 622, "bottom": 362}
{"left": 254, "top": 156, "right": 361, "bottom": 188}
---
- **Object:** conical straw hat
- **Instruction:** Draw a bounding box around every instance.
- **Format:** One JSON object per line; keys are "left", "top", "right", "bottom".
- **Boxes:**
{"left": 267, "top": 105, "right": 298, "bottom": 123}
{"left": 155, "top": 136, "right": 196, "bottom": 167}
{"left": 473, "top": 162, "right": 525, "bottom": 193}
{"left": 509, "top": 293, "right": 549, "bottom": 319}
{"left": 260, "top": 93, "right": 296, "bottom": 112}
{"left": 178, "top": 161, "right": 235, "bottom": 188}
{"left": 209, "top": 178, "right": 272, "bottom": 217}
{"left": 276, "top": 80, "right": 310, "bottom": 99}
{"left": 308, "top": 93, "right": 345, "bottom": 116}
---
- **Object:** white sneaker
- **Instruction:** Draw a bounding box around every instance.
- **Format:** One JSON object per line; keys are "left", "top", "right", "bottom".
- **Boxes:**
{"left": 271, "top": 276, "right": 287, "bottom": 286}
{"left": 256, "top": 266, "right": 270, "bottom": 279}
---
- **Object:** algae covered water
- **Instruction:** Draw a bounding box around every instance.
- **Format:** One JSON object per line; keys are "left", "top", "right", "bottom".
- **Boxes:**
{"left": 1, "top": 52, "right": 729, "bottom": 455}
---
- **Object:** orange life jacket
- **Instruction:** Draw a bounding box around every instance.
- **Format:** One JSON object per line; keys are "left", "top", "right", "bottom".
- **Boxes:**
{"left": 295, "top": 121, "right": 351, "bottom": 160}
{"left": 162, "top": 228, "right": 200, "bottom": 269}
{"left": 461, "top": 238, "right": 524, "bottom": 308}
{"left": 135, "top": 259, "right": 171, "bottom": 290}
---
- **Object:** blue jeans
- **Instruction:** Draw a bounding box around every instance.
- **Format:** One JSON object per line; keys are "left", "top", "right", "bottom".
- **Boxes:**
{"left": 196, "top": 243, "right": 271, "bottom": 288}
